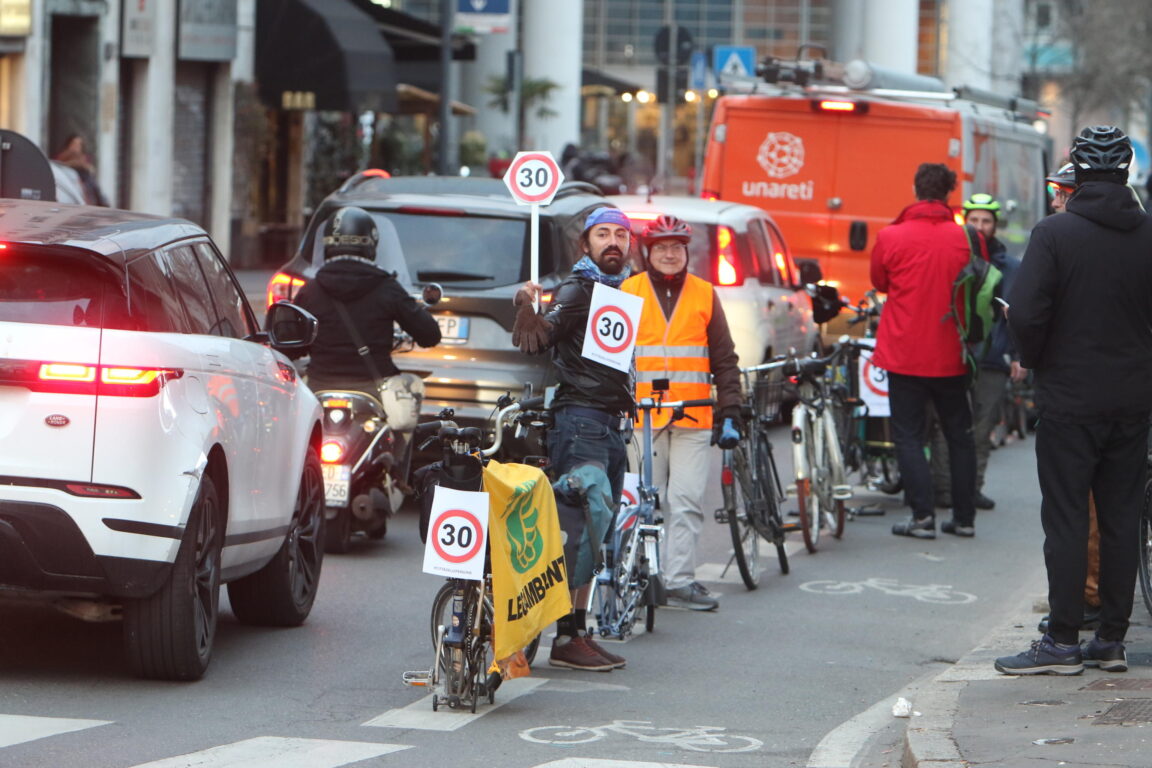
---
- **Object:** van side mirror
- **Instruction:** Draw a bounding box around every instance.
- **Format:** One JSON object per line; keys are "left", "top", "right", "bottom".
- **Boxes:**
{"left": 849, "top": 220, "right": 868, "bottom": 251}
{"left": 797, "top": 259, "right": 823, "bottom": 285}
{"left": 264, "top": 302, "right": 318, "bottom": 350}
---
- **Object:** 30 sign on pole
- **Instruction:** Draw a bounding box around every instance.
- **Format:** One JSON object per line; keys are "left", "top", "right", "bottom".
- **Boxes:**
{"left": 503, "top": 151, "right": 565, "bottom": 306}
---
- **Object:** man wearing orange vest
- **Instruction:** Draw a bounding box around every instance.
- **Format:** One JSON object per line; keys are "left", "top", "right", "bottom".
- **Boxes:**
{"left": 621, "top": 214, "right": 743, "bottom": 611}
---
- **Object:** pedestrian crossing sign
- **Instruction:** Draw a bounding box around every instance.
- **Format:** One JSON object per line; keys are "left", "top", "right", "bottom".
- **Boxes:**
{"left": 713, "top": 46, "right": 756, "bottom": 79}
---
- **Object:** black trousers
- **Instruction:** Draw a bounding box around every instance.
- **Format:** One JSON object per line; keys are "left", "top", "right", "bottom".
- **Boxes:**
{"left": 1036, "top": 416, "right": 1148, "bottom": 644}
{"left": 888, "top": 372, "right": 976, "bottom": 525}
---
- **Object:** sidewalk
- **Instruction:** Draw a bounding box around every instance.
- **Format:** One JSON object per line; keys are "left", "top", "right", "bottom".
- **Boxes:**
{"left": 904, "top": 591, "right": 1152, "bottom": 767}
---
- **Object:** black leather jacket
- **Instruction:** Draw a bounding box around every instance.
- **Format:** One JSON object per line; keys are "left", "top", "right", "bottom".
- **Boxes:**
{"left": 542, "top": 276, "right": 634, "bottom": 415}
{"left": 291, "top": 257, "right": 441, "bottom": 380}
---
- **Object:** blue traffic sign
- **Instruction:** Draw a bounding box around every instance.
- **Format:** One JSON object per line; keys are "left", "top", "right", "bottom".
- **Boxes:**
{"left": 713, "top": 45, "right": 756, "bottom": 79}
{"left": 690, "top": 51, "right": 707, "bottom": 90}
{"left": 457, "top": 0, "right": 510, "bottom": 12}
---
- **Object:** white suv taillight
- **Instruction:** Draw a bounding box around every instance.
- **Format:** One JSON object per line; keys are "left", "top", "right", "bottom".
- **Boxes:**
{"left": 19, "top": 361, "right": 184, "bottom": 397}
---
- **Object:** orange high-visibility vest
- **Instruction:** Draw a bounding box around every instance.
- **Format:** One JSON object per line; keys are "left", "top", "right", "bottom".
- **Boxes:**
{"left": 621, "top": 272, "right": 714, "bottom": 429}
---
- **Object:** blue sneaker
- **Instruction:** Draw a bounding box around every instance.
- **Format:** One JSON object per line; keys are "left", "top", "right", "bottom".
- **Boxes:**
{"left": 1082, "top": 635, "right": 1127, "bottom": 672}
{"left": 994, "top": 635, "right": 1083, "bottom": 675}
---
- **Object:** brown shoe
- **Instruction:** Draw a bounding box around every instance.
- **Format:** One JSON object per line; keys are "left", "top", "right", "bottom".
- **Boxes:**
{"left": 584, "top": 635, "right": 626, "bottom": 669}
{"left": 548, "top": 635, "right": 614, "bottom": 672}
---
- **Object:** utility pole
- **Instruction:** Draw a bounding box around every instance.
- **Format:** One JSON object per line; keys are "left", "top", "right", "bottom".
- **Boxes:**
{"left": 657, "top": 0, "right": 675, "bottom": 191}
{"left": 437, "top": 0, "right": 453, "bottom": 175}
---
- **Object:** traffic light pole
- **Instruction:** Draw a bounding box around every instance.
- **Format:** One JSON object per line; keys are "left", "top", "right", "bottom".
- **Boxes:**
{"left": 658, "top": 0, "right": 675, "bottom": 191}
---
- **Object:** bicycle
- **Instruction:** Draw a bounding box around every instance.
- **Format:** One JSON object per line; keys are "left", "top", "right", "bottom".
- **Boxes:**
{"left": 716, "top": 362, "right": 792, "bottom": 589}
{"left": 403, "top": 396, "right": 549, "bottom": 712}
{"left": 831, "top": 292, "right": 902, "bottom": 497}
{"left": 780, "top": 348, "right": 853, "bottom": 553}
{"left": 585, "top": 392, "right": 715, "bottom": 639}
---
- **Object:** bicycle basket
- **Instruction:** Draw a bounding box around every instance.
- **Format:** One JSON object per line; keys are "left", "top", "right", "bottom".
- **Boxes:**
{"left": 752, "top": 368, "right": 786, "bottom": 421}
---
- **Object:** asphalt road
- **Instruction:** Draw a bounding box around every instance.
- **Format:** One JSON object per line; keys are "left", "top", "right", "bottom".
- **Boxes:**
{"left": 0, "top": 419, "right": 1049, "bottom": 768}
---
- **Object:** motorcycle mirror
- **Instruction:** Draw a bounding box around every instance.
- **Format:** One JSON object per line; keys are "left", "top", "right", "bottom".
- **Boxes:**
{"left": 422, "top": 283, "right": 443, "bottom": 306}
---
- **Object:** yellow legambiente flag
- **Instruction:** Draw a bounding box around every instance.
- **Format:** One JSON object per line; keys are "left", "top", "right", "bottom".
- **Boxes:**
{"left": 484, "top": 459, "right": 572, "bottom": 670}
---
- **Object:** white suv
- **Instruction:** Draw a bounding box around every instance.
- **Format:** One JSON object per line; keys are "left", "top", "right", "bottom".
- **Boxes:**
{"left": 0, "top": 201, "right": 325, "bottom": 680}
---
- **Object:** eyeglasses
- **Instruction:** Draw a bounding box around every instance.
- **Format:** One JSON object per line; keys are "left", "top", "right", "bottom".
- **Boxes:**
{"left": 1046, "top": 181, "right": 1073, "bottom": 200}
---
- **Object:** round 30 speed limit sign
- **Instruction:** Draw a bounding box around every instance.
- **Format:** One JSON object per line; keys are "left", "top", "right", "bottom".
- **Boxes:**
{"left": 421, "top": 486, "right": 489, "bottom": 579}
{"left": 503, "top": 151, "right": 564, "bottom": 205}
{"left": 591, "top": 304, "right": 634, "bottom": 354}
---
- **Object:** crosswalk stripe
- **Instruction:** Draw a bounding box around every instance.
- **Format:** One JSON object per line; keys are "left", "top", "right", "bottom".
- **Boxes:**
{"left": 537, "top": 759, "right": 716, "bottom": 768}
{"left": 0, "top": 714, "right": 111, "bottom": 748}
{"left": 364, "top": 677, "right": 546, "bottom": 731}
{"left": 126, "top": 737, "right": 410, "bottom": 768}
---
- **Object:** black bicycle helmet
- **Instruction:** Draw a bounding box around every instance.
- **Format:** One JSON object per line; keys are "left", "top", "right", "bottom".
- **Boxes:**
{"left": 322, "top": 206, "right": 379, "bottom": 260}
{"left": 1070, "top": 125, "right": 1132, "bottom": 175}
{"left": 1045, "top": 162, "right": 1075, "bottom": 186}
{"left": 640, "top": 214, "right": 692, "bottom": 245}
{"left": 962, "top": 193, "right": 1001, "bottom": 218}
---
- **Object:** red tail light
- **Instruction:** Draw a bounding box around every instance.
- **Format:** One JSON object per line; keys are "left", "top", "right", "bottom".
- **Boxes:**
{"left": 812, "top": 99, "right": 868, "bottom": 114}
{"left": 715, "top": 225, "right": 742, "bottom": 286}
{"left": 21, "top": 362, "right": 182, "bottom": 396}
{"left": 721, "top": 465, "right": 733, "bottom": 486}
{"left": 267, "top": 272, "right": 306, "bottom": 308}
{"left": 701, "top": 189, "right": 720, "bottom": 201}
{"left": 321, "top": 441, "right": 345, "bottom": 463}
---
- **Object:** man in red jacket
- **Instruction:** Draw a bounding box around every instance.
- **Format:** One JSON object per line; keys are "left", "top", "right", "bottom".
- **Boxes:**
{"left": 871, "top": 163, "right": 977, "bottom": 539}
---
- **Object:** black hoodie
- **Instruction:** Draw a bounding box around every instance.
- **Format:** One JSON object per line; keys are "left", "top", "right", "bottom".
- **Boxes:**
{"left": 292, "top": 258, "right": 441, "bottom": 381}
{"left": 1008, "top": 181, "right": 1152, "bottom": 421}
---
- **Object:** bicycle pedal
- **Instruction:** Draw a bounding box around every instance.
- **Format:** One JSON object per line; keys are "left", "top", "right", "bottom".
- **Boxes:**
{"left": 833, "top": 485, "right": 854, "bottom": 500}
{"left": 714, "top": 508, "right": 730, "bottom": 524}
{"left": 780, "top": 521, "right": 802, "bottom": 532}
{"left": 402, "top": 670, "right": 431, "bottom": 687}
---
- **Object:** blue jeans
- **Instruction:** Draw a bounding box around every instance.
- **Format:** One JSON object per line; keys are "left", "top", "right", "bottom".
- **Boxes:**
{"left": 888, "top": 372, "right": 977, "bottom": 525}
{"left": 547, "top": 406, "right": 628, "bottom": 509}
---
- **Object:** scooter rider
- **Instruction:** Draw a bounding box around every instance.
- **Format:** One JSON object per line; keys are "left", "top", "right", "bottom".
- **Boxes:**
{"left": 291, "top": 206, "right": 442, "bottom": 484}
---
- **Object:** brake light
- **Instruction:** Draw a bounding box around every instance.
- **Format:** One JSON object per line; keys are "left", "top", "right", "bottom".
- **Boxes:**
{"left": 775, "top": 251, "right": 788, "bottom": 276}
{"left": 324, "top": 399, "right": 351, "bottom": 409}
{"left": 716, "top": 225, "right": 742, "bottom": 286}
{"left": 395, "top": 206, "right": 468, "bottom": 217}
{"left": 812, "top": 99, "right": 869, "bottom": 114}
{"left": 541, "top": 293, "right": 553, "bottom": 305}
{"left": 267, "top": 272, "right": 306, "bottom": 308}
{"left": 624, "top": 211, "right": 660, "bottom": 221}
{"left": 954, "top": 212, "right": 965, "bottom": 226}
{"left": 64, "top": 483, "right": 138, "bottom": 499}
{"left": 321, "top": 441, "right": 345, "bottom": 463}
{"left": 701, "top": 189, "right": 720, "bottom": 201}
{"left": 721, "top": 465, "right": 733, "bottom": 486}
{"left": 28, "top": 362, "right": 182, "bottom": 396}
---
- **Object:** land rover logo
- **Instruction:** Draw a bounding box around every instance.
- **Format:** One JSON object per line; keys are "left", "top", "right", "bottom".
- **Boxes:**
{"left": 45, "top": 414, "right": 70, "bottom": 427}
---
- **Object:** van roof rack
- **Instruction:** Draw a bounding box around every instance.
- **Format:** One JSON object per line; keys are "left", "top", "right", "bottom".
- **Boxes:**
{"left": 733, "top": 47, "right": 1043, "bottom": 124}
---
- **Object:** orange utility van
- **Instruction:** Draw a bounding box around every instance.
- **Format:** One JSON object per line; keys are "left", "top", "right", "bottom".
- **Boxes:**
{"left": 700, "top": 56, "right": 1050, "bottom": 302}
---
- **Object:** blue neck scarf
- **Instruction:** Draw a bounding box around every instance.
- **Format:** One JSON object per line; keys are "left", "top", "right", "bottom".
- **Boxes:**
{"left": 572, "top": 254, "right": 631, "bottom": 288}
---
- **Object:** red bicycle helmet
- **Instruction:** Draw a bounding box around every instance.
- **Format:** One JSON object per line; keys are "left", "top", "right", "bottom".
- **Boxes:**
{"left": 640, "top": 214, "right": 692, "bottom": 245}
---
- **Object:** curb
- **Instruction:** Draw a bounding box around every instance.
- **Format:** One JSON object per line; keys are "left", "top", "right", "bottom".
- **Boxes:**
{"left": 902, "top": 584, "right": 1047, "bottom": 767}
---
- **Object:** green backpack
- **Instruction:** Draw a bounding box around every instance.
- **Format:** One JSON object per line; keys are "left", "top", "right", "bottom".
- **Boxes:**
{"left": 951, "top": 226, "right": 1003, "bottom": 372}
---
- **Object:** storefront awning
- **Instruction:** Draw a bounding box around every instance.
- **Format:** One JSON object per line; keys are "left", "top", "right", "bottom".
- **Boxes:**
{"left": 582, "top": 67, "right": 643, "bottom": 95}
{"left": 256, "top": 0, "right": 397, "bottom": 113}
{"left": 397, "top": 83, "right": 476, "bottom": 117}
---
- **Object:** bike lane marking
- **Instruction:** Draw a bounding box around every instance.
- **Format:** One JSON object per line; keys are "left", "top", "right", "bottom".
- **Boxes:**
{"left": 127, "top": 737, "right": 410, "bottom": 768}
{"left": 363, "top": 677, "right": 548, "bottom": 731}
{"left": 0, "top": 714, "right": 111, "bottom": 748}
{"left": 535, "top": 759, "right": 716, "bottom": 768}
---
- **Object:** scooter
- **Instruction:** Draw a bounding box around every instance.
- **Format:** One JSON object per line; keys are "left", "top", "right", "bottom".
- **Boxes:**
{"left": 318, "top": 284, "right": 442, "bottom": 553}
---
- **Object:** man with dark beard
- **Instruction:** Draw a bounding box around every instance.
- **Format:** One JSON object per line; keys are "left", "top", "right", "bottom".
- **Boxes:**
{"left": 513, "top": 207, "right": 634, "bottom": 672}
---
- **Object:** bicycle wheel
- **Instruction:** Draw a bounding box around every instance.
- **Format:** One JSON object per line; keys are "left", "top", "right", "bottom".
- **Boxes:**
{"left": 754, "top": 433, "right": 789, "bottom": 574}
{"left": 817, "top": 435, "right": 847, "bottom": 540}
{"left": 723, "top": 447, "right": 761, "bottom": 589}
{"left": 1141, "top": 476, "right": 1152, "bottom": 619}
{"left": 430, "top": 579, "right": 540, "bottom": 666}
{"left": 796, "top": 476, "right": 820, "bottom": 553}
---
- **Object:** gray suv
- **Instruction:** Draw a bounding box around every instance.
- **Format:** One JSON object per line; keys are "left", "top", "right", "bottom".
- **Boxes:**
{"left": 269, "top": 175, "right": 614, "bottom": 433}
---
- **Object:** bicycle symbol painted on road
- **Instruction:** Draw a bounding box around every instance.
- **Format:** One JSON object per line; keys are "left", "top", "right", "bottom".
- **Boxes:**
{"left": 800, "top": 577, "right": 977, "bottom": 604}
{"left": 520, "top": 719, "right": 763, "bottom": 753}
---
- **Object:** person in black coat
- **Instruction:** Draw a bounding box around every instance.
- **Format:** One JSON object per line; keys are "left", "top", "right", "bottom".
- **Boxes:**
{"left": 996, "top": 127, "right": 1152, "bottom": 676}
{"left": 291, "top": 206, "right": 441, "bottom": 486}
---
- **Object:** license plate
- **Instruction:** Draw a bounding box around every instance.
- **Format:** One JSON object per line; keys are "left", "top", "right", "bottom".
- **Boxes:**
{"left": 436, "top": 315, "right": 469, "bottom": 345}
{"left": 322, "top": 464, "right": 351, "bottom": 504}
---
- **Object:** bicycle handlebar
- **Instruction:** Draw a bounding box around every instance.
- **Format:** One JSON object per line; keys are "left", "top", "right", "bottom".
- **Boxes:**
{"left": 635, "top": 397, "right": 716, "bottom": 411}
